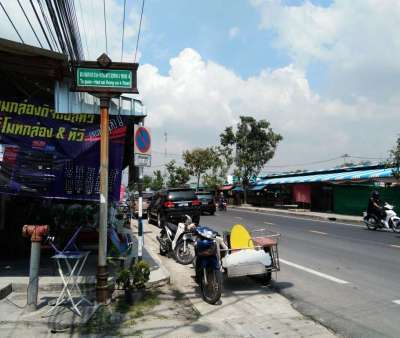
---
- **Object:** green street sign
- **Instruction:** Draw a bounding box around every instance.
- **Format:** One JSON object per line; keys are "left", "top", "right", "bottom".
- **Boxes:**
{"left": 76, "top": 68, "right": 132, "bottom": 89}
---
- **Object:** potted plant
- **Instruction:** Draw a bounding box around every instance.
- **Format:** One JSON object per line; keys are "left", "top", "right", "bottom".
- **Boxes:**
{"left": 116, "top": 261, "right": 150, "bottom": 305}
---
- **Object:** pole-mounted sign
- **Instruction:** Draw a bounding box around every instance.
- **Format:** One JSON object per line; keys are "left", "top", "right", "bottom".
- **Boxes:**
{"left": 72, "top": 53, "right": 138, "bottom": 94}
{"left": 72, "top": 53, "right": 138, "bottom": 304}
{"left": 134, "top": 125, "right": 152, "bottom": 167}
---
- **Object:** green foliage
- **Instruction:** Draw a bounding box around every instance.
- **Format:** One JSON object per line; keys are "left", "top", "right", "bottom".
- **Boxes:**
{"left": 388, "top": 135, "right": 400, "bottom": 179}
{"left": 131, "top": 260, "right": 151, "bottom": 289}
{"left": 165, "top": 160, "right": 190, "bottom": 188}
{"left": 116, "top": 260, "right": 151, "bottom": 290}
{"left": 202, "top": 146, "right": 233, "bottom": 191}
{"left": 150, "top": 170, "right": 164, "bottom": 190}
{"left": 220, "top": 116, "right": 282, "bottom": 202}
{"left": 143, "top": 175, "right": 153, "bottom": 190}
{"left": 183, "top": 147, "right": 219, "bottom": 191}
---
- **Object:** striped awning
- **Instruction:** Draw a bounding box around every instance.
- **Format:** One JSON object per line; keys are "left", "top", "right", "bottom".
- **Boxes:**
{"left": 257, "top": 168, "right": 395, "bottom": 186}
{"left": 232, "top": 186, "right": 244, "bottom": 192}
{"left": 248, "top": 185, "right": 267, "bottom": 191}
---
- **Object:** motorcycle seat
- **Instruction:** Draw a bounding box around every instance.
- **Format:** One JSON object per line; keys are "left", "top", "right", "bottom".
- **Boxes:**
{"left": 166, "top": 222, "right": 178, "bottom": 233}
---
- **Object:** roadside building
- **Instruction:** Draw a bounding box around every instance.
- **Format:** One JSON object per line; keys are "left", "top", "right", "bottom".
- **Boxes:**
{"left": 0, "top": 38, "right": 142, "bottom": 257}
{"left": 248, "top": 165, "right": 399, "bottom": 216}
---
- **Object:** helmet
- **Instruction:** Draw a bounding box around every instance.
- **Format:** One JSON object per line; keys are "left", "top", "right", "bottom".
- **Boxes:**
{"left": 371, "top": 190, "right": 380, "bottom": 199}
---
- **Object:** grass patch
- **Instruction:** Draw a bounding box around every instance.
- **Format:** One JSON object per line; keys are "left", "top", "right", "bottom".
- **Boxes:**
{"left": 78, "top": 290, "right": 161, "bottom": 335}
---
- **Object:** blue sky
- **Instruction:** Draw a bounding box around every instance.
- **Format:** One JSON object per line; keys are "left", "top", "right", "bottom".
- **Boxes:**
{"left": 1, "top": 0, "right": 399, "bottom": 172}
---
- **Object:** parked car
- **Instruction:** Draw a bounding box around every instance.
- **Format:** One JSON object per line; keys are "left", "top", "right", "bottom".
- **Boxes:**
{"left": 147, "top": 188, "right": 201, "bottom": 227}
{"left": 195, "top": 191, "right": 216, "bottom": 215}
{"left": 131, "top": 192, "right": 153, "bottom": 217}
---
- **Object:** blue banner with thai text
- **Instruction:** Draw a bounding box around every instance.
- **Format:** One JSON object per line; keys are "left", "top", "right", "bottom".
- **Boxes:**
{"left": 0, "top": 97, "right": 127, "bottom": 201}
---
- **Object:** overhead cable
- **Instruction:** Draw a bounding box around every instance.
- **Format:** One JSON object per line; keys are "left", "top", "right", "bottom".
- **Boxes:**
{"left": 103, "top": 0, "right": 108, "bottom": 54}
{"left": 77, "top": 0, "right": 90, "bottom": 59}
{"left": 0, "top": 1, "right": 24, "bottom": 44}
{"left": 121, "top": 0, "right": 126, "bottom": 61}
{"left": 29, "top": 0, "right": 53, "bottom": 50}
{"left": 17, "top": 0, "right": 42, "bottom": 48}
{"left": 134, "top": 0, "right": 145, "bottom": 63}
{"left": 38, "top": 0, "right": 60, "bottom": 51}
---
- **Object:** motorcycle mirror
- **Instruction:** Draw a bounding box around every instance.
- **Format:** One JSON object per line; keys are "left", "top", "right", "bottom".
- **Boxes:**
{"left": 184, "top": 214, "right": 192, "bottom": 225}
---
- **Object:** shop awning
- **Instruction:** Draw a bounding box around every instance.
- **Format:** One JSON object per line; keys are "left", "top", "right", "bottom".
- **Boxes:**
{"left": 219, "top": 185, "right": 233, "bottom": 191}
{"left": 248, "top": 185, "right": 266, "bottom": 191}
{"left": 232, "top": 186, "right": 244, "bottom": 192}
{"left": 257, "top": 168, "right": 395, "bottom": 186}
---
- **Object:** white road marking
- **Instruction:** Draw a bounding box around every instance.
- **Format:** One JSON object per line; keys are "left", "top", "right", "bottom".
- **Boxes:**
{"left": 235, "top": 216, "right": 243, "bottom": 220}
{"left": 280, "top": 259, "right": 350, "bottom": 285}
{"left": 390, "top": 245, "right": 400, "bottom": 249}
{"left": 232, "top": 209, "right": 364, "bottom": 228}
{"left": 392, "top": 300, "right": 400, "bottom": 305}
{"left": 264, "top": 221, "right": 276, "bottom": 226}
{"left": 309, "top": 230, "right": 328, "bottom": 235}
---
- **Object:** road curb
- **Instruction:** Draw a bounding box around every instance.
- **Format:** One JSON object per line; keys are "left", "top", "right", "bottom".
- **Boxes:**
{"left": 230, "top": 206, "right": 363, "bottom": 225}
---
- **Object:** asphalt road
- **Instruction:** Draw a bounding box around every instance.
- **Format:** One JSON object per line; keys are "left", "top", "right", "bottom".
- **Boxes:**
{"left": 199, "top": 208, "right": 400, "bottom": 338}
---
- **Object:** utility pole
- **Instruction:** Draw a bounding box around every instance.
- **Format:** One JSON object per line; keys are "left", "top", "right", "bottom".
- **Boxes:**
{"left": 72, "top": 53, "right": 138, "bottom": 304}
{"left": 96, "top": 97, "right": 110, "bottom": 303}
{"left": 164, "top": 132, "right": 168, "bottom": 187}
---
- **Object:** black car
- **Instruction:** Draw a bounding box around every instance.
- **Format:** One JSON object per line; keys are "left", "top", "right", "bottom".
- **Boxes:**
{"left": 147, "top": 188, "right": 201, "bottom": 227}
{"left": 195, "top": 192, "right": 216, "bottom": 215}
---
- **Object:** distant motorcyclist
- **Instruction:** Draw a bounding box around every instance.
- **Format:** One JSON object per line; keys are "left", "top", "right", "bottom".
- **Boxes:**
{"left": 218, "top": 192, "right": 226, "bottom": 211}
{"left": 367, "top": 191, "right": 387, "bottom": 228}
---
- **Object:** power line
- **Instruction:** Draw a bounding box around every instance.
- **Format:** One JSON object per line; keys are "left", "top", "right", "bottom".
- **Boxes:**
{"left": 121, "top": 0, "right": 126, "bottom": 61}
{"left": 77, "top": 0, "right": 90, "bottom": 59}
{"left": 103, "top": 0, "right": 108, "bottom": 54}
{"left": 134, "top": 0, "right": 145, "bottom": 63}
{"left": 17, "top": 0, "right": 42, "bottom": 48}
{"left": 0, "top": 1, "right": 24, "bottom": 44}
{"left": 29, "top": 0, "right": 53, "bottom": 50}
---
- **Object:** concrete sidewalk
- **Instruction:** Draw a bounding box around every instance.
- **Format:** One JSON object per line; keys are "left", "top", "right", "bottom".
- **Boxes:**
{"left": 0, "top": 224, "right": 170, "bottom": 336}
{"left": 140, "top": 220, "right": 338, "bottom": 338}
{"left": 231, "top": 204, "right": 363, "bottom": 223}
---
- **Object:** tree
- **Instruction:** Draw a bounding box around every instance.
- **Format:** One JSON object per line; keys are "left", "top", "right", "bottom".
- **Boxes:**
{"left": 220, "top": 116, "right": 282, "bottom": 203}
{"left": 150, "top": 170, "right": 164, "bottom": 191}
{"left": 183, "top": 147, "right": 219, "bottom": 191}
{"left": 143, "top": 175, "right": 153, "bottom": 190}
{"left": 165, "top": 160, "right": 190, "bottom": 188}
{"left": 202, "top": 146, "right": 233, "bottom": 192}
{"left": 388, "top": 136, "right": 400, "bottom": 180}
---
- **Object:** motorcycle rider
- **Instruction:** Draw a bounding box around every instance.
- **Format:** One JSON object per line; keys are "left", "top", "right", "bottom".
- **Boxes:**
{"left": 367, "top": 190, "right": 388, "bottom": 228}
{"left": 218, "top": 192, "right": 226, "bottom": 209}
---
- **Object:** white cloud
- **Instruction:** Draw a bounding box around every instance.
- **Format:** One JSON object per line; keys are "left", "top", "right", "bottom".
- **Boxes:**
{"left": 138, "top": 48, "right": 399, "bottom": 169}
{"left": 250, "top": 0, "right": 400, "bottom": 102}
{"left": 229, "top": 26, "right": 240, "bottom": 39}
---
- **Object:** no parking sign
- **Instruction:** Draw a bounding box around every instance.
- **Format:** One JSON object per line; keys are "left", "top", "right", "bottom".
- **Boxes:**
{"left": 134, "top": 125, "right": 152, "bottom": 167}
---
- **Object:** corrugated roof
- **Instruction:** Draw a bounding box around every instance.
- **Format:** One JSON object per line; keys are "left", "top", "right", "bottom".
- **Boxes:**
{"left": 257, "top": 168, "right": 394, "bottom": 185}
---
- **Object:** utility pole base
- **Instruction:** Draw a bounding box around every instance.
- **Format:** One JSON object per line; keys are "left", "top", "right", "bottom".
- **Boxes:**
{"left": 96, "top": 265, "right": 109, "bottom": 303}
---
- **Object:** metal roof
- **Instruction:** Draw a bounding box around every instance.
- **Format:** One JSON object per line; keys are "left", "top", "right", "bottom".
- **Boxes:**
{"left": 257, "top": 168, "right": 395, "bottom": 186}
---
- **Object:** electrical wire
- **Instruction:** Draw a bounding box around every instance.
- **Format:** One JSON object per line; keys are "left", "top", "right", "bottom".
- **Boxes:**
{"left": 103, "top": 0, "right": 108, "bottom": 54}
{"left": 134, "top": 0, "right": 145, "bottom": 63}
{"left": 0, "top": 1, "right": 24, "bottom": 44}
{"left": 29, "top": 0, "right": 53, "bottom": 51}
{"left": 17, "top": 0, "right": 43, "bottom": 48}
{"left": 38, "top": 0, "right": 60, "bottom": 52}
{"left": 90, "top": 0, "right": 99, "bottom": 56}
{"left": 121, "top": 0, "right": 127, "bottom": 61}
{"left": 77, "top": 0, "right": 90, "bottom": 59}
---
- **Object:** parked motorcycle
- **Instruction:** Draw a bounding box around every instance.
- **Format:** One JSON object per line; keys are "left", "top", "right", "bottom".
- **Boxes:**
{"left": 193, "top": 226, "right": 228, "bottom": 304}
{"left": 156, "top": 215, "right": 196, "bottom": 264}
{"left": 363, "top": 202, "right": 400, "bottom": 233}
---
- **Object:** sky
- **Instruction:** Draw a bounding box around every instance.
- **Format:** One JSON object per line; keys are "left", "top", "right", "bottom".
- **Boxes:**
{"left": 1, "top": 0, "right": 400, "bottom": 175}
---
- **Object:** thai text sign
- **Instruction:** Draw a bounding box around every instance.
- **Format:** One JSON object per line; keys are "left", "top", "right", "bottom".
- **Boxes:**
{"left": 0, "top": 98, "right": 128, "bottom": 201}
{"left": 77, "top": 68, "right": 132, "bottom": 89}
